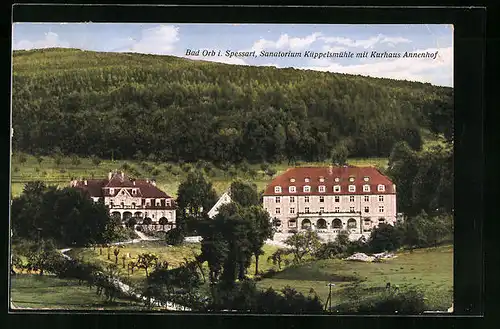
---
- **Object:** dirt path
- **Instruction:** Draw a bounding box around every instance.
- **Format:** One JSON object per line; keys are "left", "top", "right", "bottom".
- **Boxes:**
{"left": 57, "top": 231, "right": 189, "bottom": 312}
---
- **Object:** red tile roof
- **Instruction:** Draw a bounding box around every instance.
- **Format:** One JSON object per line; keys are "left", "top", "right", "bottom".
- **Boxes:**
{"left": 263, "top": 166, "right": 395, "bottom": 196}
{"left": 72, "top": 172, "right": 173, "bottom": 199}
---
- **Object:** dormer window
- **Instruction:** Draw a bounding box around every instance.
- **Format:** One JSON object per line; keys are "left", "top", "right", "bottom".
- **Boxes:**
{"left": 364, "top": 176, "right": 370, "bottom": 182}
{"left": 132, "top": 188, "right": 137, "bottom": 195}
{"left": 289, "top": 186, "right": 296, "bottom": 193}
{"left": 349, "top": 177, "right": 355, "bottom": 182}
{"left": 274, "top": 186, "right": 282, "bottom": 193}
{"left": 109, "top": 188, "right": 114, "bottom": 195}
{"left": 145, "top": 199, "right": 151, "bottom": 206}
{"left": 363, "top": 185, "right": 370, "bottom": 192}
{"left": 305, "top": 178, "right": 310, "bottom": 183}
{"left": 377, "top": 184, "right": 385, "bottom": 192}
{"left": 290, "top": 178, "right": 296, "bottom": 183}
{"left": 318, "top": 185, "right": 326, "bottom": 193}
{"left": 334, "top": 185, "right": 341, "bottom": 192}
{"left": 303, "top": 186, "right": 311, "bottom": 193}
{"left": 348, "top": 185, "right": 356, "bottom": 192}
{"left": 319, "top": 177, "right": 325, "bottom": 183}
{"left": 335, "top": 177, "right": 340, "bottom": 182}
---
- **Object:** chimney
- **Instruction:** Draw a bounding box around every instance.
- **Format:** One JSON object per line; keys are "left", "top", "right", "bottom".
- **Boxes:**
{"left": 84, "top": 180, "right": 87, "bottom": 186}
{"left": 133, "top": 180, "right": 136, "bottom": 186}
{"left": 151, "top": 179, "right": 156, "bottom": 187}
{"left": 108, "top": 171, "right": 112, "bottom": 180}
{"left": 120, "top": 171, "right": 124, "bottom": 181}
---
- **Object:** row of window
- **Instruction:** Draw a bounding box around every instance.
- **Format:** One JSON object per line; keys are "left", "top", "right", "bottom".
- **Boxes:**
{"left": 275, "top": 184, "right": 385, "bottom": 194}
{"left": 109, "top": 188, "right": 139, "bottom": 196}
{"left": 275, "top": 205, "right": 385, "bottom": 214}
{"left": 292, "top": 176, "right": 370, "bottom": 183}
{"left": 109, "top": 199, "right": 171, "bottom": 207}
{"left": 275, "top": 195, "right": 385, "bottom": 203}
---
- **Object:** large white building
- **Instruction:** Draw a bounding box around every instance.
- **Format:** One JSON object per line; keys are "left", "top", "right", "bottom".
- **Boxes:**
{"left": 262, "top": 166, "right": 397, "bottom": 241}
{"left": 70, "top": 171, "right": 177, "bottom": 230}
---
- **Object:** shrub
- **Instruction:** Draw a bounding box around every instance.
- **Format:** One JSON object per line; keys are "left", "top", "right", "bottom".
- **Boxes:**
{"left": 90, "top": 155, "right": 101, "bottom": 166}
{"left": 71, "top": 155, "right": 81, "bottom": 166}
{"left": 17, "top": 153, "right": 28, "bottom": 165}
{"left": 165, "top": 227, "right": 185, "bottom": 246}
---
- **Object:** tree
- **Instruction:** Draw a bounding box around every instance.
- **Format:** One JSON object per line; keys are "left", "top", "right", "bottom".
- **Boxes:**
{"left": 143, "top": 217, "right": 153, "bottom": 225}
{"left": 113, "top": 247, "right": 121, "bottom": 264}
{"left": 25, "top": 239, "right": 61, "bottom": 276}
{"left": 267, "top": 248, "right": 290, "bottom": 270}
{"left": 367, "top": 223, "right": 405, "bottom": 253}
{"left": 90, "top": 155, "right": 101, "bottom": 166}
{"left": 177, "top": 172, "right": 218, "bottom": 219}
{"left": 230, "top": 181, "right": 260, "bottom": 207}
{"left": 265, "top": 167, "right": 277, "bottom": 178}
{"left": 17, "top": 153, "right": 27, "bottom": 165}
{"left": 136, "top": 252, "right": 159, "bottom": 277}
{"left": 165, "top": 227, "right": 185, "bottom": 246}
{"left": 36, "top": 155, "right": 44, "bottom": 166}
{"left": 126, "top": 217, "right": 137, "bottom": 229}
{"left": 71, "top": 154, "right": 81, "bottom": 166}
{"left": 242, "top": 206, "right": 274, "bottom": 275}
{"left": 284, "top": 231, "right": 322, "bottom": 263}
{"left": 331, "top": 141, "right": 349, "bottom": 166}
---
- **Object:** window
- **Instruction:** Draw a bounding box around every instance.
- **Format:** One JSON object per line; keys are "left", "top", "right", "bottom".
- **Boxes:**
{"left": 377, "top": 184, "right": 385, "bottom": 192}
{"left": 152, "top": 214, "right": 155, "bottom": 219}
{"left": 364, "top": 195, "right": 370, "bottom": 202}
{"left": 364, "top": 176, "right": 370, "bottom": 182}
{"left": 348, "top": 185, "right": 356, "bottom": 192}
{"left": 319, "top": 207, "right": 324, "bottom": 213}
{"left": 121, "top": 202, "right": 124, "bottom": 208}
{"left": 166, "top": 200, "right": 171, "bottom": 207}
{"left": 334, "top": 177, "right": 340, "bottom": 182}
{"left": 364, "top": 206, "right": 369, "bottom": 213}
{"left": 275, "top": 208, "right": 281, "bottom": 214}
{"left": 363, "top": 185, "right": 370, "bottom": 192}
{"left": 110, "top": 200, "right": 114, "bottom": 207}
{"left": 305, "top": 207, "right": 310, "bottom": 213}
{"left": 132, "top": 202, "right": 136, "bottom": 209}
{"left": 318, "top": 185, "right": 326, "bottom": 193}
{"left": 146, "top": 199, "right": 151, "bottom": 206}
{"left": 122, "top": 190, "right": 125, "bottom": 195}
{"left": 304, "top": 196, "right": 310, "bottom": 203}
{"left": 288, "top": 220, "right": 296, "bottom": 228}
{"left": 334, "top": 207, "right": 340, "bottom": 212}
{"left": 132, "top": 188, "right": 137, "bottom": 195}
{"left": 274, "top": 186, "right": 282, "bottom": 193}
{"left": 379, "top": 195, "right": 384, "bottom": 202}
{"left": 334, "top": 185, "right": 341, "bottom": 192}
{"left": 290, "top": 207, "right": 295, "bottom": 214}
{"left": 156, "top": 199, "right": 161, "bottom": 206}
{"left": 349, "top": 177, "right": 355, "bottom": 182}
{"left": 319, "top": 196, "right": 325, "bottom": 203}
{"left": 350, "top": 206, "right": 355, "bottom": 213}
{"left": 290, "top": 178, "right": 296, "bottom": 183}
{"left": 335, "top": 196, "right": 340, "bottom": 202}
{"left": 276, "top": 197, "right": 281, "bottom": 203}
{"left": 303, "top": 185, "right": 311, "bottom": 192}
{"left": 305, "top": 178, "right": 310, "bottom": 183}
{"left": 290, "top": 196, "right": 295, "bottom": 203}
{"left": 379, "top": 206, "right": 384, "bottom": 213}
{"left": 289, "top": 186, "right": 296, "bottom": 193}
{"left": 349, "top": 196, "right": 355, "bottom": 202}
{"left": 110, "top": 188, "right": 114, "bottom": 195}
{"left": 319, "top": 177, "right": 325, "bottom": 182}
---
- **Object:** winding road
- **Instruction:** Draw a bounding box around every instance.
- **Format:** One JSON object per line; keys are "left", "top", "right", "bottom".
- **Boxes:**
{"left": 59, "top": 230, "right": 191, "bottom": 311}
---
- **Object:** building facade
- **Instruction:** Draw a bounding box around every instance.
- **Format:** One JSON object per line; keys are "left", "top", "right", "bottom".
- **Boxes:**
{"left": 70, "top": 171, "right": 177, "bottom": 230}
{"left": 207, "top": 191, "right": 232, "bottom": 219}
{"left": 263, "top": 166, "right": 397, "bottom": 241}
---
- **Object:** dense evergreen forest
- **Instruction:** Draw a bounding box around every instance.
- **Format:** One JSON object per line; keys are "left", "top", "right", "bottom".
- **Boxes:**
{"left": 12, "top": 48, "right": 453, "bottom": 164}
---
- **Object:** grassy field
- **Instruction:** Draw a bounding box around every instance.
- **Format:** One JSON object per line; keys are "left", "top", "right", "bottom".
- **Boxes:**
{"left": 10, "top": 153, "right": 389, "bottom": 199}
{"left": 66, "top": 241, "right": 285, "bottom": 285}
{"left": 257, "top": 244, "right": 453, "bottom": 311}
{"left": 10, "top": 274, "right": 145, "bottom": 310}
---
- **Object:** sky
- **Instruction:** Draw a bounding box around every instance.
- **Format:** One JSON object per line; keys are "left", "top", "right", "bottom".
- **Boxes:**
{"left": 12, "top": 23, "right": 453, "bottom": 87}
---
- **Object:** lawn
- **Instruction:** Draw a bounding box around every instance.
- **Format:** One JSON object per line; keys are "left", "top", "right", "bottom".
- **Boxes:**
{"left": 66, "top": 241, "right": 283, "bottom": 285}
{"left": 256, "top": 244, "right": 453, "bottom": 311}
{"left": 10, "top": 274, "right": 145, "bottom": 310}
{"left": 10, "top": 153, "right": 389, "bottom": 199}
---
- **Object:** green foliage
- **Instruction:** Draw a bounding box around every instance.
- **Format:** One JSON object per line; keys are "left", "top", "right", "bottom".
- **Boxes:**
{"left": 335, "top": 288, "right": 427, "bottom": 314}
{"left": 207, "top": 280, "right": 323, "bottom": 313}
{"left": 71, "top": 155, "right": 81, "bottom": 166}
{"left": 11, "top": 181, "right": 115, "bottom": 247}
{"left": 366, "top": 223, "right": 405, "bottom": 253}
{"left": 229, "top": 180, "right": 260, "bottom": 207}
{"left": 284, "top": 230, "right": 322, "bottom": 263}
{"left": 136, "top": 252, "right": 159, "bottom": 277}
{"left": 267, "top": 248, "right": 292, "bottom": 270}
{"left": 387, "top": 141, "right": 453, "bottom": 216}
{"left": 165, "top": 227, "right": 185, "bottom": 246}
{"left": 176, "top": 171, "right": 218, "bottom": 222}
{"left": 12, "top": 48, "right": 451, "bottom": 164}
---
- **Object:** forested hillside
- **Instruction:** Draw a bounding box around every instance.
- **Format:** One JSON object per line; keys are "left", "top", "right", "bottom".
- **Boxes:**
{"left": 12, "top": 48, "right": 453, "bottom": 164}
